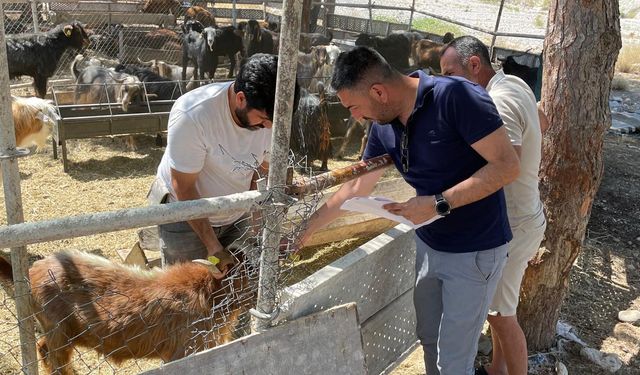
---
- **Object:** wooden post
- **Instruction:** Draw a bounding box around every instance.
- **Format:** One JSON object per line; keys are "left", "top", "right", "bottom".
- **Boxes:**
{"left": 30, "top": 0, "right": 39, "bottom": 32}
{"left": 0, "top": 14, "right": 38, "bottom": 375}
{"left": 301, "top": 0, "right": 312, "bottom": 33}
{"left": 252, "top": 0, "right": 303, "bottom": 332}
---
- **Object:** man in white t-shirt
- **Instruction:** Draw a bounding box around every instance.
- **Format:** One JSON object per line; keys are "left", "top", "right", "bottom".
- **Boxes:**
{"left": 440, "top": 37, "right": 546, "bottom": 375}
{"left": 151, "top": 54, "right": 300, "bottom": 270}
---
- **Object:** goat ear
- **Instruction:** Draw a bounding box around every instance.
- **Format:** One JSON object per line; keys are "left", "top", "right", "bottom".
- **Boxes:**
{"left": 64, "top": 25, "right": 73, "bottom": 37}
{"left": 192, "top": 259, "right": 224, "bottom": 277}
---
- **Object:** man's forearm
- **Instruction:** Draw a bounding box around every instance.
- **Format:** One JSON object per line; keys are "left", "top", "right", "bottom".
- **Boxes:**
{"left": 175, "top": 187, "right": 224, "bottom": 255}
{"left": 443, "top": 159, "right": 519, "bottom": 210}
{"left": 300, "top": 169, "right": 385, "bottom": 245}
{"left": 187, "top": 217, "right": 224, "bottom": 256}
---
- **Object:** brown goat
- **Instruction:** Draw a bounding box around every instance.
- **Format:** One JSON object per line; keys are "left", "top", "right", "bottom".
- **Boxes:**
{"left": 184, "top": 6, "right": 216, "bottom": 28}
{"left": 141, "top": 0, "right": 181, "bottom": 15}
{"left": 412, "top": 39, "right": 445, "bottom": 74}
{"left": 0, "top": 250, "right": 252, "bottom": 375}
{"left": 11, "top": 96, "right": 58, "bottom": 151}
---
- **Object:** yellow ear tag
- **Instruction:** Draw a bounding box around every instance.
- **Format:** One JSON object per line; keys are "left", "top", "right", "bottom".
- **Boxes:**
{"left": 207, "top": 255, "right": 221, "bottom": 266}
{"left": 64, "top": 28, "right": 72, "bottom": 37}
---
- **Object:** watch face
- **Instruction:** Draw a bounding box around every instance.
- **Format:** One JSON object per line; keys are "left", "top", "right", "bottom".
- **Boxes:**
{"left": 436, "top": 200, "right": 450, "bottom": 215}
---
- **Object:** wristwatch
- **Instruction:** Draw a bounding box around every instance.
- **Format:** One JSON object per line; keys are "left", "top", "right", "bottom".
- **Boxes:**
{"left": 434, "top": 193, "right": 451, "bottom": 216}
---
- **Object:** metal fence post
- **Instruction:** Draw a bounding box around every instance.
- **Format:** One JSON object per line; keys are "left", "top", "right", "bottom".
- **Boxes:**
{"left": 0, "top": 15, "right": 38, "bottom": 375}
{"left": 407, "top": 0, "right": 415, "bottom": 31}
{"left": 367, "top": 0, "right": 372, "bottom": 34}
{"left": 232, "top": 0, "right": 237, "bottom": 27}
{"left": 30, "top": 0, "right": 39, "bottom": 32}
{"left": 252, "top": 0, "right": 303, "bottom": 332}
{"left": 490, "top": 0, "right": 506, "bottom": 61}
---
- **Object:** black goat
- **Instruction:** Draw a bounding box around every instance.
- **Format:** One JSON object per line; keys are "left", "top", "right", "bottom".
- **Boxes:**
{"left": 499, "top": 55, "right": 539, "bottom": 93}
{"left": 7, "top": 21, "right": 90, "bottom": 98}
{"left": 202, "top": 26, "right": 245, "bottom": 79}
{"left": 291, "top": 86, "right": 332, "bottom": 171}
{"left": 115, "top": 64, "right": 181, "bottom": 100}
{"left": 181, "top": 20, "right": 214, "bottom": 81}
{"left": 355, "top": 33, "right": 412, "bottom": 72}
{"left": 244, "top": 19, "right": 274, "bottom": 57}
{"left": 299, "top": 31, "right": 332, "bottom": 53}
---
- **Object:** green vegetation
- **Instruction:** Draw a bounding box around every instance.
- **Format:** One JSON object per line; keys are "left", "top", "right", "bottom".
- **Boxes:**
{"left": 533, "top": 14, "right": 545, "bottom": 28}
{"left": 611, "top": 75, "right": 629, "bottom": 91}
{"left": 373, "top": 15, "right": 399, "bottom": 24}
{"left": 412, "top": 17, "right": 463, "bottom": 38}
{"left": 624, "top": 7, "right": 640, "bottom": 19}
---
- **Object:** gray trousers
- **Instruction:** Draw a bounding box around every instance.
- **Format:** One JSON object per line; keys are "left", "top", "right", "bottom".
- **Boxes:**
{"left": 158, "top": 218, "right": 252, "bottom": 267}
{"left": 414, "top": 236, "right": 508, "bottom": 375}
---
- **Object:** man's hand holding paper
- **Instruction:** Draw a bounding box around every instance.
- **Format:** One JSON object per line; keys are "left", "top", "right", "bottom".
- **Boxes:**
{"left": 383, "top": 195, "right": 439, "bottom": 226}
{"left": 340, "top": 196, "right": 441, "bottom": 229}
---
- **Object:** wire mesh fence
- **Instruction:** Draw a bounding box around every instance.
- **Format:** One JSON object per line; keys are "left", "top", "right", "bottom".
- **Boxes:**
{"left": 0, "top": 1, "right": 550, "bottom": 373}
{"left": 0, "top": 149, "right": 328, "bottom": 374}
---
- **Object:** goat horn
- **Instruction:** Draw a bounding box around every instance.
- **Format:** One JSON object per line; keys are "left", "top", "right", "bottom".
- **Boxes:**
{"left": 137, "top": 57, "right": 154, "bottom": 66}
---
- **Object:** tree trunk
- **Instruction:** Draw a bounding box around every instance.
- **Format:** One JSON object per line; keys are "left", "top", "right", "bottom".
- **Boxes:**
{"left": 517, "top": 0, "right": 621, "bottom": 351}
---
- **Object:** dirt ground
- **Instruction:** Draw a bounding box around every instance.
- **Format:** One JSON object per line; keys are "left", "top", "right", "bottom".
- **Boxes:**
{"left": 391, "top": 76, "right": 640, "bottom": 374}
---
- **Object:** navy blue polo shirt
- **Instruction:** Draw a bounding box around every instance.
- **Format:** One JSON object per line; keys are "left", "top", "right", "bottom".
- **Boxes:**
{"left": 363, "top": 70, "right": 512, "bottom": 253}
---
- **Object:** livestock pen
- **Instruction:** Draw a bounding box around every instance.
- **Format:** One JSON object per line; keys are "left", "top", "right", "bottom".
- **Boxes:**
{"left": 0, "top": 0, "right": 551, "bottom": 374}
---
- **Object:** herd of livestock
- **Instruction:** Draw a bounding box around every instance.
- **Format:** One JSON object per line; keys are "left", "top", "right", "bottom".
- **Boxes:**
{"left": 3, "top": 4, "right": 540, "bottom": 171}
{"left": 0, "top": 5, "right": 546, "bottom": 374}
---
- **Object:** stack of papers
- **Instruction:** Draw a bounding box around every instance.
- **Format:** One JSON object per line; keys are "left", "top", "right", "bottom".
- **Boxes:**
{"left": 340, "top": 196, "right": 441, "bottom": 229}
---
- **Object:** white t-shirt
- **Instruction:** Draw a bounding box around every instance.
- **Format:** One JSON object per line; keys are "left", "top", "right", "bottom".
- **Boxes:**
{"left": 486, "top": 70, "right": 544, "bottom": 228}
{"left": 156, "top": 81, "right": 271, "bottom": 225}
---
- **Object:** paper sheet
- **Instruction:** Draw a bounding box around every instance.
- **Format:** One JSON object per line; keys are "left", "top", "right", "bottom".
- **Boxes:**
{"left": 340, "top": 196, "right": 441, "bottom": 229}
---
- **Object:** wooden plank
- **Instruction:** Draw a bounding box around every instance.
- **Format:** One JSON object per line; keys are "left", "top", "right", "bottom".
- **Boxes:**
{"left": 304, "top": 217, "right": 396, "bottom": 248}
{"left": 361, "top": 288, "right": 418, "bottom": 375}
{"left": 293, "top": 177, "right": 415, "bottom": 247}
{"left": 141, "top": 303, "right": 367, "bottom": 375}
{"left": 278, "top": 223, "right": 416, "bottom": 324}
{"left": 52, "top": 11, "right": 176, "bottom": 27}
{"left": 122, "top": 46, "right": 182, "bottom": 65}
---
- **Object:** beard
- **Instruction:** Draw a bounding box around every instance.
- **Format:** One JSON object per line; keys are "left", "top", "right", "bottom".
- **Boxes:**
{"left": 367, "top": 105, "right": 396, "bottom": 125}
{"left": 235, "top": 107, "right": 263, "bottom": 131}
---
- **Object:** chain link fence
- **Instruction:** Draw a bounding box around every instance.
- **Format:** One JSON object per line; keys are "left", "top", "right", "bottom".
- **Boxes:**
{"left": 0, "top": 1, "right": 549, "bottom": 373}
{"left": 0, "top": 150, "right": 329, "bottom": 374}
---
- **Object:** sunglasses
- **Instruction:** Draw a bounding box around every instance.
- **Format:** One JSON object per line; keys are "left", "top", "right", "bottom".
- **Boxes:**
{"left": 401, "top": 129, "right": 409, "bottom": 173}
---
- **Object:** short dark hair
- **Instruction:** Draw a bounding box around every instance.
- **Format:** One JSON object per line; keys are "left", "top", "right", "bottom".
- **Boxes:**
{"left": 441, "top": 36, "right": 492, "bottom": 67}
{"left": 235, "top": 53, "right": 300, "bottom": 120}
{"left": 330, "top": 46, "right": 399, "bottom": 92}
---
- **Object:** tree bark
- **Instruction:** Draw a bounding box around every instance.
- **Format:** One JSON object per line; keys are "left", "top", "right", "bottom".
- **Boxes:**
{"left": 517, "top": 0, "right": 621, "bottom": 350}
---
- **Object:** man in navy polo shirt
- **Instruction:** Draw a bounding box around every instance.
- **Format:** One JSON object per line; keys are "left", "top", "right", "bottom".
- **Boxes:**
{"left": 298, "top": 46, "right": 520, "bottom": 374}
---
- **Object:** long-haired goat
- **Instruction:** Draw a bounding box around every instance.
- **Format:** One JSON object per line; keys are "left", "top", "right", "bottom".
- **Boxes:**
{"left": 12, "top": 95, "right": 58, "bottom": 151}
{"left": 7, "top": 21, "right": 90, "bottom": 98}
{"left": 0, "top": 250, "right": 253, "bottom": 375}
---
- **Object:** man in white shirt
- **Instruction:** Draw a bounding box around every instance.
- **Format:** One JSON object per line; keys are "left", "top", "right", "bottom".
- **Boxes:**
{"left": 151, "top": 54, "right": 300, "bottom": 270}
{"left": 440, "top": 37, "right": 547, "bottom": 375}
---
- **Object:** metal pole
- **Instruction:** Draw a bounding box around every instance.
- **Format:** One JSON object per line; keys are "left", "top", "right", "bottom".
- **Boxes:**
{"left": 30, "top": 0, "right": 39, "bottom": 33}
{"left": 367, "top": 0, "right": 372, "bottom": 34}
{"left": 407, "top": 0, "right": 415, "bottom": 31}
{"left": 490, "top": 0, "right": 506, "bottom": 61}
{"left": 0, "top": 15, "right": 38, "bottom": 375}
{"left": 232, "top": 0, "right": 237, "bottom": 27}
{"left": 252, "top": 0, "right": 302, "bottom": 332}
{"left": 0, "top": 191, "right": 268, "bottom": 249}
